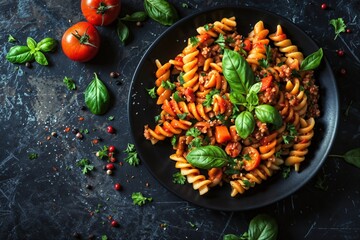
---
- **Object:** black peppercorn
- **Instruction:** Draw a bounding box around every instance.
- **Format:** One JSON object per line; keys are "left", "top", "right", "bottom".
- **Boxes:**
{"left": 110, "top": 71, "right": 120, "bottom": 78}
{"left": 25, "top": 62, "right": 32, "bottom": 68}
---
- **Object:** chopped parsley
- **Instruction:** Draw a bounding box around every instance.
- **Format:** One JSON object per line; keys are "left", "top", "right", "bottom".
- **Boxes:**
{"left": 8, "top": 34, "right": 16, "bottom": 43}
{"left": 185, "top": 127, "right": 201, "bottom": 137}
{"left": 177, "top": 112, "right": 188, "bottom": 120}
{"left": 63, "top": 76, "right": 76, "bottom": 90}
{"left": 281, "top": 166, "right": 291, "bottom": 179}
{"left": 161, "top": 80, "right": 176, "bottom": 90}
{"left": 203, "top": 89, "right": 220, "bottom": 107}
{"left": 172, "top": 172, "right": 186, "bottom": 184}
{"left": 204, "top": 24, "right": 213, "bottom": 31}
{"left": 108, "top": 115, "right": 115, "bottom": 121}
{"left": 190, "top": 36, "right": 199, "bottom": 46}
{"left": 258, "top": 45, "right": 272, "bottom": 68}
{"left": 132, "top": 192, "right": 152, "bottom": 206}
{"left": 96, "top": 145, "right": 109, "bottom": 159}
{"left": 146, "top": 87, "right": 157, "bottom": 98}
{"left": 329, "top": 18, "right": 346, "bottom": 40}
{"left": 124, "top": 143, "right": 140, "bottom": 166}
{"left": 282, "top": 124, "right": 297, "bottom": 144}
{"left": 215, "top": 34, "right": 226, "bottom": 49}
{"left": 76, "top": 158, "right": 94, "bottom": 174}
{"left": 28, "top": 152, "right": 38, "bottom": 160}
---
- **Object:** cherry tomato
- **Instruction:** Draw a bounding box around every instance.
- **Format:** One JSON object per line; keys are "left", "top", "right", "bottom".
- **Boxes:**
{"left": 260, "top": 75, "right": 273, "bottom": 92}
{"left": 81, "top": 0, "right": 121, "bottom": 26}
{"left": 215, "top": 125, "right": 231, "bottom": 144}
{"left": 61, "top": 22, "right": 100, "bottom": 62}
{"left": 242, "top": 146, "right": 261, "bottom": 171}
{"left": 242, "top": 39, "right": 252, "bottom": 52}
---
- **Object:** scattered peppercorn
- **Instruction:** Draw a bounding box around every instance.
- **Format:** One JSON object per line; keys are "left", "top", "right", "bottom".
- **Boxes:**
{"left": 346, "top": 28, "right": 351, "bottom": 33}
{"left": 339, "top": 68, "right": 347, "bottom": 75}
{"left": 107, "top": 126, "right": 115, "bottom": 134}
{"left": 64, "top": 127, "right": 71, "bottom": 132}
{"left": 336, "top": 49, "right": 345, "bottom": 57}
{"left": 51, "top": 132, "right": 57, "bottom": 137}
{"left": 106, "top": 163, "right": 115, "bottom": 170}
{"left": 111, "top": 220, "right": 119, "bottom": 227}
{"left": 92, "top": 138, "right": 99, "bottom": 145}
{"left": 85, "top": 184, "right": 92, "bottom": 190}
{"left": 78, "top": 116, "right": 85, "bottom": 121}
{"left": 321, "top": 3, "right": 328, "bottom": 9}
{"left": 110, "top": 71, "right": 120, "bottom": 78}
{"left": 106, "top": 169, "right": 113, "bottom": 175}
{"left": 76, "top": 132, "right": 83, "bottom": 139}
{"left": 46, "top": 136, "right": 51, "bottom": 141}
{"left": 25, "top": 62, "right": 32, "bottom": 68}
{"left": 108, "top": 145, "right": 116, "bottom": 152}
{"left": 110, "top": 156, "right": 116, "bottom": 163}
{"left": 136, "top": 21, "right": 143, "bottom": 27}
{"left": 114, "top": 183, "right": 122, "bottom": 191}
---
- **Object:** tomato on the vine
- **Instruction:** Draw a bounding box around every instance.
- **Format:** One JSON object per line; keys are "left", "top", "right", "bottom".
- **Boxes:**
{"left": 81, "top": 0, "right": 121, "bottom": 26}
{"left": 61, "top": 21, "right": 100, "bottom": 62}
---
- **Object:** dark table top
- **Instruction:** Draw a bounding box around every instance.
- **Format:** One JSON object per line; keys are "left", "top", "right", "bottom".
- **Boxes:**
{"left": 1, "top": 0, "right": 359, "bottom": 239}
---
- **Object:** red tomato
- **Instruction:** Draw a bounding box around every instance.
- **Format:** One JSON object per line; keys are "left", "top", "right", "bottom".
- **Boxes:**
{"left": 81, "top": 0, "right": 121, "bottom": 26}
{"left": 242, "top": 146, "right": 261, "bottom": 171}
{"left": 215, "top": 125, "right": 231, "bottom": 144}
{"left": 242, "top": 39, "right": 252, "bottom": 52}
{"left": 61, "top": 22, "right": 100, "bottom": 62}
{"left": 260, "top": 75, "right": 273, "bottom": 92}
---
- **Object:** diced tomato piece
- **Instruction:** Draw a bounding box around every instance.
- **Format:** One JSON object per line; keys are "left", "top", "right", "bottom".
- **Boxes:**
{"left": 242, "top": 146, "right": 261, "bottom": 171}
{"left": 198, "top": 33, "right": 211, "bottom": 43}
{"left": 260, "top": 75, "right": 273, "bottom": 92}
{"left": 184, "top": 88, "right": 195, "bottom": 102}
{"left": 215, "top": 125, "right": 232, "bottom": 144}
{"left": 174, "top": 56, "right": 183, "bottom": 64}
{"left": 243, "top": 39, "right": 252, "bottom": 52}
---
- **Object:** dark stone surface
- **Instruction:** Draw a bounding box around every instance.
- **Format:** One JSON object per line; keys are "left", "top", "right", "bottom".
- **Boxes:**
{"left": 0, "top": 0, "right": 359, "bottom": 239}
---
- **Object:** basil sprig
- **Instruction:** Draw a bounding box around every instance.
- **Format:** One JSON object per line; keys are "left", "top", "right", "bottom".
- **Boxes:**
{"left": 6, "top": 37, "right": 57, "bottom": 65}
{"left": 300, "top": 48, "right": 323, "bottom": 71}
{"left": 144, "top": 0, "right": 178, "bottom": 26}
{"left": 84, "top": 73, "right": 110, "bottom": 115}
{"left": 186, "top": 145, "right": 229, "bottom": 169}
{"left": 222, "top": 49, "right": 282, "bottom": 139}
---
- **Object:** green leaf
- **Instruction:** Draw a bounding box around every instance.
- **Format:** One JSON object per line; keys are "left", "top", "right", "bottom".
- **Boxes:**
{"left": 186, "top": 145, "right": 229, "bottom": 169}
{"left": 185, "top": 127, "right": 201, "bottom": 137}
{"left": 84, "top": 73, "right": 110, "bottom": 115}
{"left": 34, "top": 51, "right": 48, "bottom": 65}
{"left": 203, "top": 89, "right": 220, "bottom": 107}
{"left": 146, "top": 87, "right": 157, "bottom": 98}
{"left": 132, "top": 192, "right": 152, "bottom": 206}
{"left": 248, "top": 214, "right": 278, "bottom": 240}
{"left": 223, "top": 49, "right": 255, "bottom": 95}
{"left": 343, "top": 148, "right": 360, "bottom": 168}
{"left": 26, "top": 37, "right": 37, "bottom": 51}
{"left": 8, "top": 34, "right": 16, "bottom": 43}
{"left": 173, "top": 91, "right": 184, "bottom": 102}
{"left": 172, "top": 172, "right": 186, "bottom": 184}
{"left": 255, "top": 104, "right": 282, "bottom": 128}
{"left": 124, "top": 143, "right": 140, "bottom": 166}
{"left": 300, "top": 48, "right": 323, "bottom": 71}
{"left": 329, "top": 18, "right": 346, "bottom": 40}
{"left": 144, "top": 0, "right": 179, "bottom": 26}
{"left": 37, "top": 37, "right": 57, "bottom": 52}
{"left": 28, "top": 153, "right": 38, "bottom": 160}
{"left": 117, "top": 20, "right": 130, "bottom": 45}
{"left": 76, "top": 158, "right": 94, "bottom": 175}
{"left": 6, "top": 45, "right": 33, "bottom": 64}
{"left": 235, "top": 111, "right": 255, "bottom": 139}
{"left": 121, "top": 11, "right": 148, "bottom": 21}
{"left": 229, "top": 92, "right": 247, "bottom": 105}
{"left": 63, "top": 76, "right": 76, "bottom": 90}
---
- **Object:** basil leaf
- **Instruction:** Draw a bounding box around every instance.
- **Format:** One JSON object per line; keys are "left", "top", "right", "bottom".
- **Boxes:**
{"left": 27, "top": 37, "right": 37, "bottom": 51}
{"left": 329, "top": 18, "right": 346, "bottom": 40}
{"left": 255, "top": 104, "right": 282, "bottom": 128}
{"left": 229, "top": 92, "right": 246, "bottom": 105}
{"left": 121, "top": 11, "right": 148, "bottom": 22}
{"left": 223, "top": 234, "right": 243, "bottom": 240}
{"left": 248, "top": 214, "right": 278, "bottom": 240}
{"left": 37, "top": 37, "right": 57, "bottom": 52}
{"left": 84, "top": 73, "right": 110, "bottom": 115}
{"left": 249, "top": 82, "right": 262, "bottom": 93}
{"left": 34, "top": 51, "right": 48, "bottom": 65}
{"left": 344, "top": 148, "right": 360, "bottom": 168}
{"left": 186, "top": 145, "right": 228, "bottom": 170}
{"left": 144, "top": 0, "right": 178, "bottom": 26}
{"left": 300, "top": 48, "right": 323, "bottom": 71}
{"left": 223, "top": 49, "right": 255, "bottom": 95}
{"left": 6, "top": 46, "right": 34, "bottom": 64}
{"left": 246, "top": 91, "right": 259, "bottom": 111}
{"left": 235, "top": 111, "right": 255, "bottom": 139}
{"left": 117, "top": 20, "right": 130, "bottom": 45}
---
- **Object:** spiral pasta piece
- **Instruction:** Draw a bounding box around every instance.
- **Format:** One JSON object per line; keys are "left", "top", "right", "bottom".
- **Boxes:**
{"left": 246, "top": 21, "right": 270, "bottom": 70}
{"left": 196, "top": 17, "right": 237, "bottom": 37}
{"left": 170, "top": 154, "right": 212, "bottom": 195}
{"left": 269, "top": 25, "right": 304, "bottom": 69}
{"left": 285, "top": 117, "right": 315, "bottom": 171}
{"left": 182, "top": 41, "right": 200, "bottom": 90}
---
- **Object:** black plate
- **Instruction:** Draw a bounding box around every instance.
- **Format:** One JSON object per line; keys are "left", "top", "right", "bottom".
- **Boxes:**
{"left": 128, "top": 6, "right": 339, "bottom": 211}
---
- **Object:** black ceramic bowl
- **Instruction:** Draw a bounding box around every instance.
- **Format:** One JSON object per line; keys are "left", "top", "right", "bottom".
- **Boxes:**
{"left": 128, "top": 6, "right": 339, "bottom": 211}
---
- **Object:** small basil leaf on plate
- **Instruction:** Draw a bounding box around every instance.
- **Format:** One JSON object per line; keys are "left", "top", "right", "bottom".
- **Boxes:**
{"left": 186, "top": 145, "right": 228, "bottom": 169}
{"left": 235, "top": 110, "right": 255, "bottom": 139}
{"left": 300, "top": 48, "right": 323, "bottom": 71}
{"left": 255, "top": 104, "right": 282, "bottom": 128}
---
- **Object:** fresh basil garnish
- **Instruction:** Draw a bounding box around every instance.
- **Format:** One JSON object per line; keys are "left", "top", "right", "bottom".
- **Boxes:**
{"left": 27, "top": 37, "right": 37, "bottom": 52}
{"left": 84, "top": 73, "right": 110, "bottom": 115}
{"left": 223, "top": 49, "right": 255, "bottom": 95}
{"left": 300, "top": 48, "right": 323, "bottom": 71}
{"left": 121, "top": 11, "right": 148, "bottom": 22}
{"left": 6, "top": 46, "right": 33, "bottom": 64}
{"left": 186, "top": 145, "right": 229, "bottom": 169}
{"left": 235, "top": 111, "right": 255, "bottom": 139}
{"left": 255, "top": 104, "right": 282, "bottom": 128}
{"left": 248, "top": 214, "right": 278, "bottom": 240}
{"left": 144, "top": 0, "right": 179, "bottom": 26}
{"left": 117, "top": 20, "right": 130, "bottom": 45}
{"left": 34, "top": 51, "right": 48, "bottom": 65}
{"left": 36, "top": 37, "right": 57, "bottom": 52}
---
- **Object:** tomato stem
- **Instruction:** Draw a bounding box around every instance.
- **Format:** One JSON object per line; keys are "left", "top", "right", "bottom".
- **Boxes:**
{"left": 71, "top": 29, "right": 97, "bottom": 48}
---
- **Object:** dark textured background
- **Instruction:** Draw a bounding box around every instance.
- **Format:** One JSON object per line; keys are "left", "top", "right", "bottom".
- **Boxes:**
{"left": 1, "top": 0, "right": 359, "bottom": 239}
